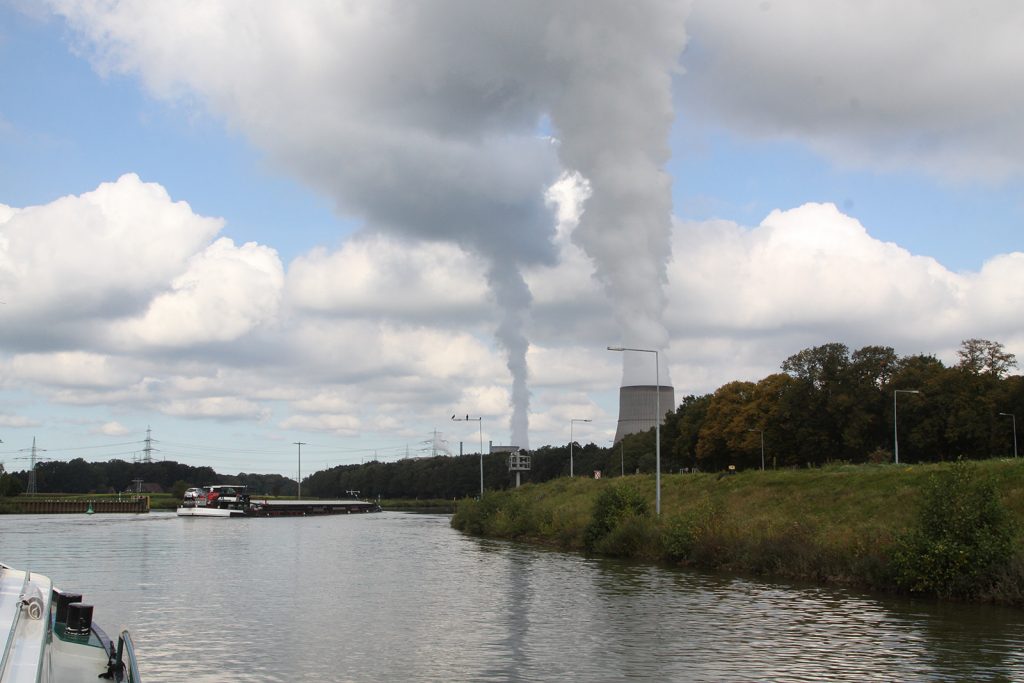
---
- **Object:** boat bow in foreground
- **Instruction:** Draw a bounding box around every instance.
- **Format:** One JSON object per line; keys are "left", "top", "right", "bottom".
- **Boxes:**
{"left": 0, "top": 563, "right": 141, "bottom": 682}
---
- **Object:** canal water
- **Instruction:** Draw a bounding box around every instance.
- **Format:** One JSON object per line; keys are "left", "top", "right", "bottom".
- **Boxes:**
{"left": 2, "top": 511, "right": 1023, "bottom": 682}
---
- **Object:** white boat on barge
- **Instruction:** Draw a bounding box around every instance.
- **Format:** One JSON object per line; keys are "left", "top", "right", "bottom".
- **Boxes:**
{"left": 1, "top": 563, "right": 141, "bottom": 682}
{"left": 176, "top": 485, "right": 382, "bottom": 518}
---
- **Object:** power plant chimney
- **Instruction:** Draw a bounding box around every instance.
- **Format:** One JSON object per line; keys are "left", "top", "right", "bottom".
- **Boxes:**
{"left": 613, "top": 384, "right": 675, "bottom": 444}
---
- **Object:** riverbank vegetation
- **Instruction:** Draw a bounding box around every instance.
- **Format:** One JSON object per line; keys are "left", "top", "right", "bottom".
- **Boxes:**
{"left": 452, "top": 459, "right": 1024, "bottom": 605}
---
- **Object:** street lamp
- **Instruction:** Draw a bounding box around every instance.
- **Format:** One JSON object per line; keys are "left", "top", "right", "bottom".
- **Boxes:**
{"left": 748, "top": 428, "right": 764, "bottom": 471}
{"left": 293, "top": 441, "right": 306, "bottom": 499}
{"left": 894, "top": 389, "right": 921, "bottom": 464}
{"left": 608, "top": 439, "right": 625, "bottom": 477}
{"left": 570, "top": 418, "right": 591, "bottom": 477}
{"left": 999, "top": 413, "right": 1018, "bottom": 458}
{"left": 452, "top": 414, "right": 484, "bottom": 498}
{"left": 607, "top": 346, "right": 661, "bottom": 515}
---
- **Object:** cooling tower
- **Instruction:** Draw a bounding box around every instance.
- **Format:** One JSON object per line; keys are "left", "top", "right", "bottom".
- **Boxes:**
{"left": 613, "top": 385, "right": 675, "bottom": 444}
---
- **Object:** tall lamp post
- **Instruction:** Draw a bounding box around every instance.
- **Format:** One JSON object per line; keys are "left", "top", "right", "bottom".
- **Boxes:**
{"left": 999, "top": 413, "right": 1018, "bottom": 458}
{"left": 748, "top": 428, "right": 765, "bottom": 471}
{"left": 608, "top": 439, "right": 625, "bottom": 476}
{"left": 453, "top": 414, "right": 484, "bottom": 498}
{"left": 293, "top": 441, "right": 306, "bottom": 499}
{"left": 607, "top": 346, "right": 661, "bottom": 515}
{"left": 569, "top": 418, "right": 591, "bottom": 478}
{"left": 893, "top": 389, "right": 921, "bottom": 464}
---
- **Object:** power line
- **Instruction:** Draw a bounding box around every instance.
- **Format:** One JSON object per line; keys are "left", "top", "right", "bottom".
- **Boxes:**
{"left": 158, "top": 440, "right": 294, "bottom": 455}
{"left": 38, "top": 440, "right": 143, "bottom": 453}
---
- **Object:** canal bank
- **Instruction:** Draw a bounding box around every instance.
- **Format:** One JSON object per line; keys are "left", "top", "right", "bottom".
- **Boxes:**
{"left": 451, "top": 459, "right": 1024, "bottom": 606}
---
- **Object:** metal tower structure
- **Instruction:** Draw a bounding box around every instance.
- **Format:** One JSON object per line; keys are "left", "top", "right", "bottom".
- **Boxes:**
{"left": 142, "top": 426, "right": 157, "bottom": 463}
{"left": 24, "top": 437, "right": 47, "bottom": 495}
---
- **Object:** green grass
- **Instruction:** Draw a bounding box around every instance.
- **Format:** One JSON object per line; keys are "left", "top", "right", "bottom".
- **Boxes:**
{"left": 451, "top": 459, "right": 1024, "bottom": 605}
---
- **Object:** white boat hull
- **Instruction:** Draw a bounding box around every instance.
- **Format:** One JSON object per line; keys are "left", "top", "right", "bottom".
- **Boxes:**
{"left": 176, "top": 506, "right": 244, "bottom": 517}
{"left": 1, "top": 563, "right": 141, "bottom": 682}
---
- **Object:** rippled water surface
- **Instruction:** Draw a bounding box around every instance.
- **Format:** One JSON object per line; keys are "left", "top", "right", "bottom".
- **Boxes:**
{"left": 2, "top": 511, "right": 1023, "bottom": 681}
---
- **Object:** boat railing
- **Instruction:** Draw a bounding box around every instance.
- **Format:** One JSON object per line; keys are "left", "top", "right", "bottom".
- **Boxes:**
{"left": 1, "top": 570, "right": 33, "bottom": 675}
{"left": 113, "top": 629, "right": 142, "bottom": 682}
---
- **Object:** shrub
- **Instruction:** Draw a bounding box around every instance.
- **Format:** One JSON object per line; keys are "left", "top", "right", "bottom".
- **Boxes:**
{"left": 867, "top": 448, "right": 892, "bottom": 464}
{"left": 451, "top": 496, "right": 492, "bottom": 535}
{"left": 593, "top": 513, "right": 661, "bottom": 558}
{"left": 584, "top": 483, "right": 649, "bottom": 552}
{"left": 488, "top": 494, "right": 537, "bottom": 538}
{"left": 663, "top": 497, "right": 717, "bottom": 562}
{"left": 893, "top": 459, "right": 1015, "bottom": 599}
{"left": 452, "top": 492, "right": 540, "bottom": 539}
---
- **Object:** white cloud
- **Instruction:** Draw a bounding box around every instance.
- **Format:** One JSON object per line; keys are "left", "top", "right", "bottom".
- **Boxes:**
{"left": 287, "top": 235, "right": 487, "bottom": 319}
{"left": 0, "top": 174, "right": 222, "bottom": 332}
{"left": 112, "top": 237, "right": 284, "bottom": 348}
{"left": 160, "top": 396, "right": 270, "bottom": 421}
{"left": 670, "top": 203, "right": 964, "bottom": 334}
{"left": 7, "top": 352, "right": 141, "bottom": 389}
{"left": 664, "top": 202, "right": 1024, "bottom": 392}
{"left": 0, "top": 414, "right": 41, "bottom": 429}
{"left": 95, "top": 421, "right": 130, "bottom": 436}
{"left": 681, "top": 1, "right": 1024, "bottom": 181}
{"left": 278, "top": 413, "right": 360, "bottom": 436}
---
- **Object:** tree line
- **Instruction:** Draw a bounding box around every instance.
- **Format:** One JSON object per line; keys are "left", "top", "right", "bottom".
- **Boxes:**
{"left": 0, "top": 458, "right": 295, "bottom": 498}
{"left": 665, "top": 339, "right": 1022, "bottom": 471}
{"left": 3, "top": 339, "right": 1020, "bottom": 500}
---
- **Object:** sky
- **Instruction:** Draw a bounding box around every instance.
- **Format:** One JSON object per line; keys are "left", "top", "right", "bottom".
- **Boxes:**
{"left": 1, "top": 1, "right": 1022, "bottom": 478}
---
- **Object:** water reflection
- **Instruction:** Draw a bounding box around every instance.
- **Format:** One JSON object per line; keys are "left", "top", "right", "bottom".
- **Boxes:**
{"left": 1, "top": 512, "right": 1022, "bottom": 682}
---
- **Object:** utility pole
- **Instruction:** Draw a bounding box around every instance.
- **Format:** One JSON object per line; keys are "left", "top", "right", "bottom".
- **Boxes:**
{"left": 293, "top": 442, "right": 307, "bottom": 499}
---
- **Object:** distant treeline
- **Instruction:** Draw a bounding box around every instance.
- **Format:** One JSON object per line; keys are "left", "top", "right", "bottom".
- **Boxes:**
{"left": 303, "top": 444, "right": 624, "bottom": 500}
{"left": 2, "top": 339, "right": 1021, "bottom": 500}
{"left": 0, "top": 458, "right": 295, "bottom": 498}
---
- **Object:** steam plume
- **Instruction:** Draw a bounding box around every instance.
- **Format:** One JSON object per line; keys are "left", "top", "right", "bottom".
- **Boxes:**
{"left": 46, "top": 0, "right": 688, "bottom": 442}
{"left": 546, "top": 1, "right": 687, "bottom": 386}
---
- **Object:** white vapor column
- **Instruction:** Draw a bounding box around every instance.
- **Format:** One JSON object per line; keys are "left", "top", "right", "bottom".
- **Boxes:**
{"left": 546, "top": 2, "right": 687, "bottom": 410}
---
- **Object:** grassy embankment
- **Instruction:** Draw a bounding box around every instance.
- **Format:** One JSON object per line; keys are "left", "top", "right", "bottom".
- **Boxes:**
{"left": 452, "top": 459, "right": 1024, "bottom": 605}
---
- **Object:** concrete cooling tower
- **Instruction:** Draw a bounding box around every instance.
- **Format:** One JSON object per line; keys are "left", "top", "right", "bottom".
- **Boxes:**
{"left": 613, "top": 385, "right": 676, "bottom": 444}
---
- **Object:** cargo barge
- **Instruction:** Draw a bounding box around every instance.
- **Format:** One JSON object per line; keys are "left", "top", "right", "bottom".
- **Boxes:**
{"left": 176, "top": 485, "right": 381, "bottom": 517}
